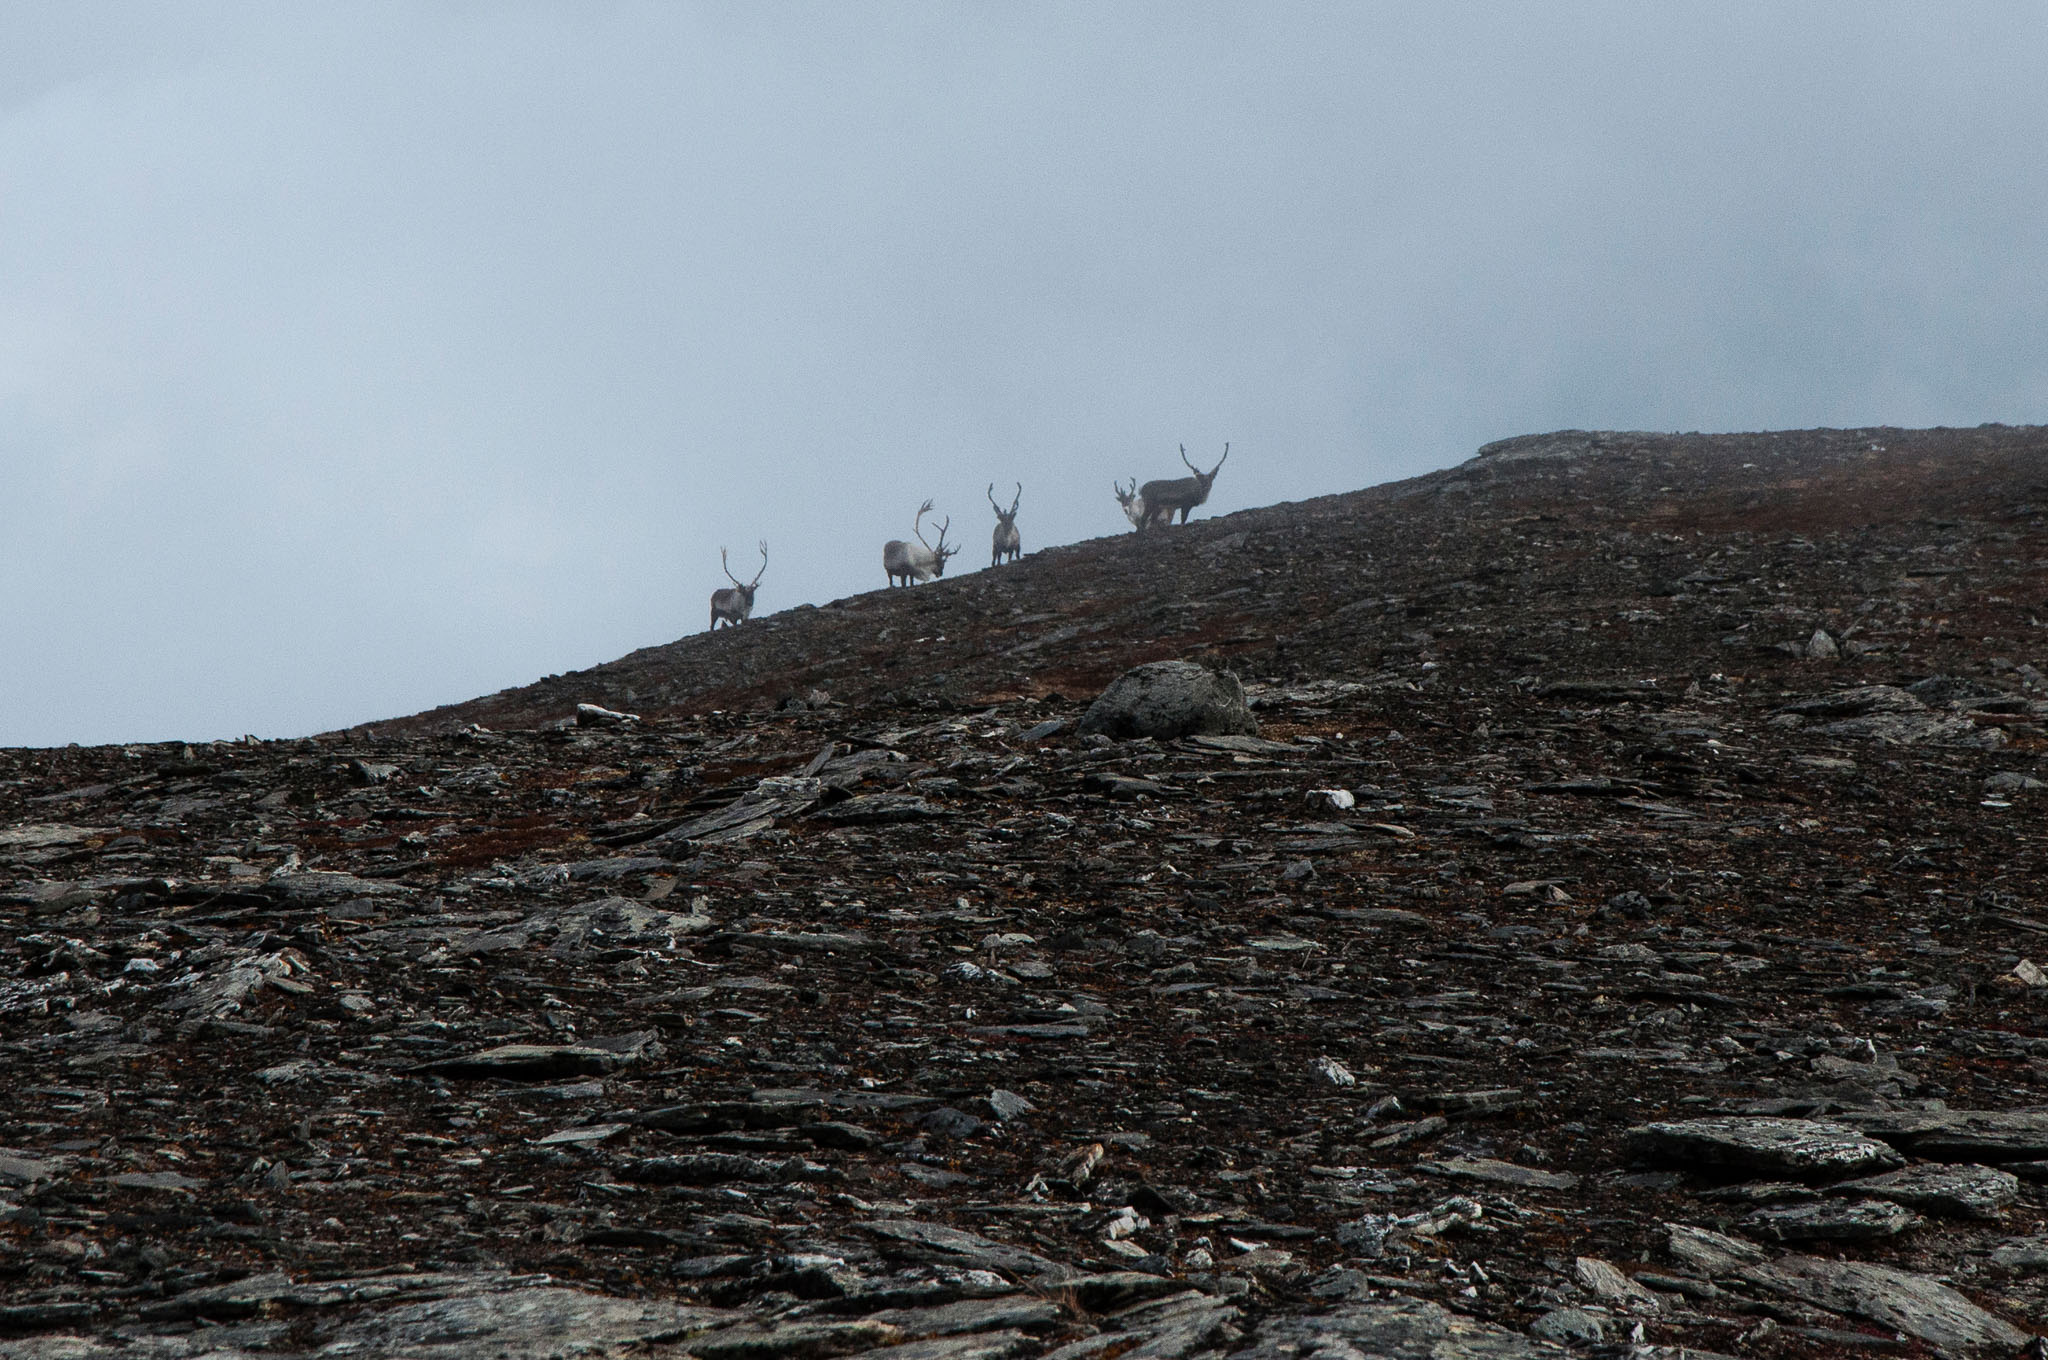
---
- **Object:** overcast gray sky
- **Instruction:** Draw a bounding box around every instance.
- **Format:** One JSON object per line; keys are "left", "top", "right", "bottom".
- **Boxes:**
{"left": 5, "top": 4, "right": 2045, "bottom": 747}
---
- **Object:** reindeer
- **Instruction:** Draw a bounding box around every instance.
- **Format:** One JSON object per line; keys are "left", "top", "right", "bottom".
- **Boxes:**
{"left": 883, "top": 500, "right": 959, "bottom": 586}
{"left": 1113, "top": 478, "right": 1147, "bottom": 531}
{"left": 709, "top": 541, "right": 767, "bottom": 629}
{"left": 988, "top": 482, "right": 1022, "bottom": 567}
{"left": 1138, "top": 443, "right": 1229, "bottom": 528}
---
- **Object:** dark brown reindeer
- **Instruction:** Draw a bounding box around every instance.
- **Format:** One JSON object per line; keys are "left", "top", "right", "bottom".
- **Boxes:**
{"left": 1138, "top": 443, "right": 1229, "bottom": 528}
{"left": 988, "top": 482, "right": 1022, "bottom": 567}
{"left": 883, "top": 500, "right": 959, "bottom": 586}
{"left": 709, "top": 541, "right": 767, "bottom": 629}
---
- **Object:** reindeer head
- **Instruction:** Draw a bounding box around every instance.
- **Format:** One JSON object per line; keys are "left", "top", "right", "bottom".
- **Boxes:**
{"left": 1180, "top": 442, "right": 1229, "bottom": 493}
{"left": 1114, "top": 478, "right": 1145, "bottom": 528}
{"left": 988, "top": 482, "right": 1021, "bottom": 533}
{"left": 721, "top": 541, "right": 767, "bottom": 606}
{"left": 915, "top": 502, "right": 960, "bottom": 577}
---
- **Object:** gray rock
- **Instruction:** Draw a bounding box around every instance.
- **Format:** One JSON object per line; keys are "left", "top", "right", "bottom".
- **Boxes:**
{"left": 687, "top": 1319, "right": 905, "bottom": 1360}
{"left": 859, "top": 1334, "right": 1036, "bottom": 1360}
{"left": 1625, "top": 1116, "right": 1905, "bottom": 1177}
{"left": 1833, "top": 1162, "right": 2020, "bottom": 1219}
{"left": 1076, "top": 661, "right": 1257, "bottom": 741}
{"left": 1985, "top": 771, "right": 2047, "bottom": 793}
{"left": 1847, "top": 1108, "right": 2048, "bottom": 1162}
{"left": 268, "top": 870, "right": 410, "bottom": 901}
{"left": 413, "top": 1032, "right": 658, "bottom": 1081}
{"left": 314, "top": 1285, "right": 728, "bottom": 1359}
{"left": 1528, "top": 1308, "right": 1607, "bottom": 1346}
{"left": 810, "top": 794, "right": 955, "bottom": 825}
{"left": 1743, "top": 1256, "right": 2029, "bottom": 1358}
{"left": 867, "top": 1296, "right": 1064, "bottom": 1336}
{"left": 1573, "top": 1256, "right": 1661, "bottom": 1313}
{"left": 1743, "top": 1197, "right": 1919, "bottom": 1241}
{"left": 1988, "top": 1237, "right": 2048, "bottom": 1270}
{"left": 1227, "top": 1297, "right": 1566, "bottom": 1360}
{"left": 979, "top": 1089, "right": 1036, "bottom": 1122}
{"left": 623, "top": 1153, "right": 832, "bottom": 1186}
{"left": 1664, "top": 1222, "right": 1767, "bottom": 1276}
{"left": 1095, "top": 1292, "right": 1240, "bottom": 1360}
{"left": 856, "top": 1219, "right": 1063, "bottom": 1279}
{"left": 1420, "top": 1157, "right": 1580, "bottom": 1190}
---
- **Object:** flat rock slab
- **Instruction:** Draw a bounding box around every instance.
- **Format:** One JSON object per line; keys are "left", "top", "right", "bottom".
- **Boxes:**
{"left": 1989, "top": 1237, "right": 2048, "bottom": 1270}
{"left": 1420, "top": 1157, "right": 1580, "bottom": 1190}
{"left": 1743, "top": 1197, "right": 1919, "bottom": 1242}
{"left": 1904, "top": 1112, "right": 2048, "bottom": 1163}
{"left": 687, "top": 1319, "right": 906, "bottom": 1360}
{"left": 856, "top": 1219, "right": 1063, "bottom": 1280}
{"left": 1228, "top": 1297, "right": 1567, "bottom": 1360}
{"left": 268, "top": 870, "right": 411, "bottom": 901}
{"left": 1833, "top": 1162, "right": 2021, "bottom": 1219}
{"left": 622, "top": 1153, "right": 832, "bottom": 1186}
{"left": 810, "top": 795, "right": 955, "bottom": 825}
{"left": 413, "top": 1032, "right": 657, "bottom": 1080}
{"left": 1664, "top": 1221, "right": 1767, "bottom": 1276}
{"left": 1049, "top": 1291, "right": 1239, "bottom": 1360}
{"left": 1744, "top": 1256, "right": 2030, "bottom": 1358}
{"left": 1625, "top": 1117, "right": 1905, "bottom": 1177}
{"left": 860, "top": 1334, "right": 1036, "bottom": 1360}
{"left": 315, "top": 1286, "right": 731, "bottom": 1359}
{"left": 867, "top": 1296, "right": 1064, "bottom": 1336}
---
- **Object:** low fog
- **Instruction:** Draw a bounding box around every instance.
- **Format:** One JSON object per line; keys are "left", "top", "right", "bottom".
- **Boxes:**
{"left": 5, "top": 5, "right": 2046, "bottom": 746}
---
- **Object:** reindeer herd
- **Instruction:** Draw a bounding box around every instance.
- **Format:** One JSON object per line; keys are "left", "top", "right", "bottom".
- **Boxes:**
{"left": 707, "top": 442, "right": 1230, "bottom": 629}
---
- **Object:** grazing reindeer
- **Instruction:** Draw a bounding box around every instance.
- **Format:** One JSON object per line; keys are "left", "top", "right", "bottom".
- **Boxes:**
{"left": 709, "top": 541, "right": 767, "bottom": 629}
{"left": 988, "top": 482, "right": 1022, "bottom": 567}
{"left": 1113, "top": 478, "right": 1148, "bottom": 531}
{"left": 1139, "top": 442, "right": 1229, "bottom": 528}
{"left": 883, "top": 500, "right": 959, "bottom": 586}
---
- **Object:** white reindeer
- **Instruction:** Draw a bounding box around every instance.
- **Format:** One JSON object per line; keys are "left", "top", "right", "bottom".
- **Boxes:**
{"left": 989, "top": 482, "right": 1021, "bottom": 567}
{"left": 1113, "top": 478, "right": 1148, "bottom": 531}
{"left": 883, "top": 500, "right": 959, "bottom": 586}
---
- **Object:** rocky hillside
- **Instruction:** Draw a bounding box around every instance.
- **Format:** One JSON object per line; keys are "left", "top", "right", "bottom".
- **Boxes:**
{"left": 386, "top": 423, "right": 2048, "bottom": 734}
{"left": 4, "top": 424, "right": 2048, "bottom": 1359}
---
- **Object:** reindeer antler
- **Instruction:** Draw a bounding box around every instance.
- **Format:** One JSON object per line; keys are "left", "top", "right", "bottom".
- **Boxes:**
{"left": 1008, "top": 482, "right": 1021, "bottom": 516}
{"left": 987, "top": 483, "right": 1001, "bottom": 514}
{"left": 720, "top": 547, "right": 744, "bottom": 588}
{"left": 1210, "top": 442, "right": 1229, "bottom": 475}
{"left": 749, "top": 540, "right": 768, "bottom": 587}
{"left": 1180, "top": 443, "right": 1199, "bottom": 473}
{"left": 934, "top": 515, "right": 957, "bottom": 558}
{"left": 913, "top": 499, "right": 935, "bottom": 549}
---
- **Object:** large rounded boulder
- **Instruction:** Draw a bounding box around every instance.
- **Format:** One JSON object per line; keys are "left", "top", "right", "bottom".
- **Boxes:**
{"left": 1076, "top": 660, "right": 1258, "bottom": 741}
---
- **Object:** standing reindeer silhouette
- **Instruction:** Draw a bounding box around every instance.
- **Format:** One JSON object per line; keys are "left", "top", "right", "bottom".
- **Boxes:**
{"left": 883, "top": 500, "right": 958, "bottom": 586}
{"left": 1137, "top": 443, "right": 1229, "bottom": 528}
{"left": 708, "top": 541, "right": 767, "bottom": 629}
{"left": 988, "top": 483, "right": 1022, "bottom": 567}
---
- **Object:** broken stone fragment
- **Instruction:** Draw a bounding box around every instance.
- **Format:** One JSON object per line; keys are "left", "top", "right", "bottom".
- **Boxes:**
{"left": 576, "top": 703, "right": 642, "bottom": 727}
{"left": 1742, "top": 1197, "right": 1919, "bottom": 1242}
{"left": 1574, "top": 1255, "right": 1661, "bottom": 1313}
{"left": 1742, "top": 1256, "right": 2029, "bottom": 1358}
{"left": 1625, "top": 1117, "right": 1905, "bottom": 1177}
{"left": 1654, "top": 1220, "right": 1769, "bottom": 1278}
{"left": 1832, "top": 1162, "right": 2021, "bottom": 1219}
{"left": 1422, "top": 1157, "right": 1579, "bottom": 1191}
{"left": 413, "top": 1031, "right": 657, "bottom": 1080}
